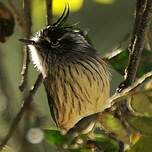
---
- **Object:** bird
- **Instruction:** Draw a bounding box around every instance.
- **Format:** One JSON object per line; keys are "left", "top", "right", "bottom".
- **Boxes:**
{"left": 19, "top": 6, "right": 110, "bottom": 132}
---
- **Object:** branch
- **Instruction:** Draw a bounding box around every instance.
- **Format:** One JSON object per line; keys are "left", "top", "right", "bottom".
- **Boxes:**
{"left": 19, "top": 0, "right": 32, "bottom": 91}
{"left": 108, "top": 71, "right": 152, "bottom": 107}
{"left": 0, "top": 49, "right": 22, "bottom": 145}
{"left": 120, "top": 0, "right": 152, "bottom": 89}
{"left": 0, "top": 74, "right": 43, "bottom": 150}
{"left": 45, "top": 0, "right": 53, "bottom": 25}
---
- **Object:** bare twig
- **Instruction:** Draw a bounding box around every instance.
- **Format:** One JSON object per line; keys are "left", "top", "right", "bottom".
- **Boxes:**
{"left": 45, "top": 0, "right": 53, "bottom": 25}
{"left": 19, "top": 0, "right": 32, "bottom": 91}
{"left": 0, "top": 74, "right": 43, "bottom": 150}
{"left": 120, "top": 0, "right": 152, "bottom": 89}
{"left": 0, "top": 49, "right": 22, "bottom": 146}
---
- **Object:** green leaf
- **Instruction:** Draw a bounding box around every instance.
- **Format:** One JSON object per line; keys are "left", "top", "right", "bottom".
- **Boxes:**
{"left": 139, "top": 50, "right": 152, "bottom": 76}
{"left": 70, "top": 148, "right": 92, "bottom": 152}
{"left": 127, "top": 116, "right": 152, "bottom": 136}
{"left": 94, "top": 134, "right": 119, "bottom": 152}
{"left": 130, "top": 93, "right": 152, "bottom": 117}
{"left": 107, "top": 49, "right": 152, "bottom": 77}
{"left": 106, "top": 49, "right": 129, "bottom": 75}
{"left": 98, "top": 113, "right": 130, "bottom": 143}
{"left": 44, "top": 129, "right": 68, "bottom": 146}
{"left": 69, "top": 134, "right": 119, "bottom": 152}
{"left": 126, "top": 136, "right": 152, "bottom": 152}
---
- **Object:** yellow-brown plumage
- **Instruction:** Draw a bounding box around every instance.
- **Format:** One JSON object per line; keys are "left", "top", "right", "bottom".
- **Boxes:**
{"left": 20, "top": 7, "right": 110, "bottom": 132}
{"left": 44, "top": 56, "right": 110, "bottom": 130}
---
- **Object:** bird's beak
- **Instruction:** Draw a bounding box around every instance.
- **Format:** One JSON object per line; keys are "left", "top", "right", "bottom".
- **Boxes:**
{"left": 19, "top": 38, "right": 36, "bottom": 45}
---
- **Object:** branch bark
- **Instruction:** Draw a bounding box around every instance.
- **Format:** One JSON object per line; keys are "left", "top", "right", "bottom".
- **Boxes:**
{"left": 19, "top": 0, "right": 32, "bottom": 91}
{"left": 120, "top": 0, "right": 152, "bottom": 90}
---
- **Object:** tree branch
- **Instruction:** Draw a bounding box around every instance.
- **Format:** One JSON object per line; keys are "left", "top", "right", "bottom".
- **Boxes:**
{"left": 19, "top": 0, "right": 32, "bottom": 91}
{"left": 109, "top": 71, "right": 152, "bottom": 107}
{"left": 120, "top": 0, "right": 152, "bottom": 90}
{"left": 113, "top": 1, "right": 152, "bottom": 144}
{"left": 0, "top": 48, "right": 22, "bottom": 147}
{"left": 0, "top": 74, "right": 43, "bottom": 150}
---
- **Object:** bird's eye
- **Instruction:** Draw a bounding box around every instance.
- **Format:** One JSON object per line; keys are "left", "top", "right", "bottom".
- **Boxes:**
{"left": 42, "top": 29, "right": 49, "bottom": 37}
{"left": 51, "top": 40, "right": 60, "bottom": 48}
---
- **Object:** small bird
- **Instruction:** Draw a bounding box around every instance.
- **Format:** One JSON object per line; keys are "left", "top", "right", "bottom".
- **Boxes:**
{"left": 20, "top": 7, "right": 110, "bottom": 132}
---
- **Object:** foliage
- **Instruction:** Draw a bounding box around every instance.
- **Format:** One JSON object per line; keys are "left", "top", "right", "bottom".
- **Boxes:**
{"left": 44, "top": 128, "right": 119, "bottom": 152}
{"left": 107, "top": 49, "right": 152, "bottom": 77}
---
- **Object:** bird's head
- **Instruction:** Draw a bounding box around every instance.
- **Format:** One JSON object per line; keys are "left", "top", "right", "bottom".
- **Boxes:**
{"left": 20, "top": 6, "right": 95, "bottom": 61}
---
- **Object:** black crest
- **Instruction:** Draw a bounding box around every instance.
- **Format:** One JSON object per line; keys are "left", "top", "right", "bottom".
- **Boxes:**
{"left": 52, "top": 4, "right": 70, "bottom": 28}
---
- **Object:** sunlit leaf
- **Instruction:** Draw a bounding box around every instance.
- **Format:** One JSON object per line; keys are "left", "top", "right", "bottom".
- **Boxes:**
{"left": 144, "top": 79, "right": 152, "bottom": 98}
{"left": 127, "top": 116, "right": 152, "bottom": 136}
{"left": 44, "top": 129, "right": 68, "bottom": 146}
{"left": 145, "top": 79, "right": 152, "bottom": 90}
{"left": 53, "top": 0, "right": 84, "bottom": 15}
{"left": 93, "top": 0, "right": 115, "bottom": 4}
{"left": 126, "top": 136, "right": 152, "bottom": 152}
{"left": 98, "top": 113, "right": 130, "bottom": 143}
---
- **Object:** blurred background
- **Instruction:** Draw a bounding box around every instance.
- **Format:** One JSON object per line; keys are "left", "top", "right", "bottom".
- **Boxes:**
{"left": 0, "top": 0, "right": 136, "bottom": 151}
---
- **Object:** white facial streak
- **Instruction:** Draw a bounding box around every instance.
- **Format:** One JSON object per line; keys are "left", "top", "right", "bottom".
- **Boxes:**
{"left": 28, "top": 37, "right": 47, "bottom": 78}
